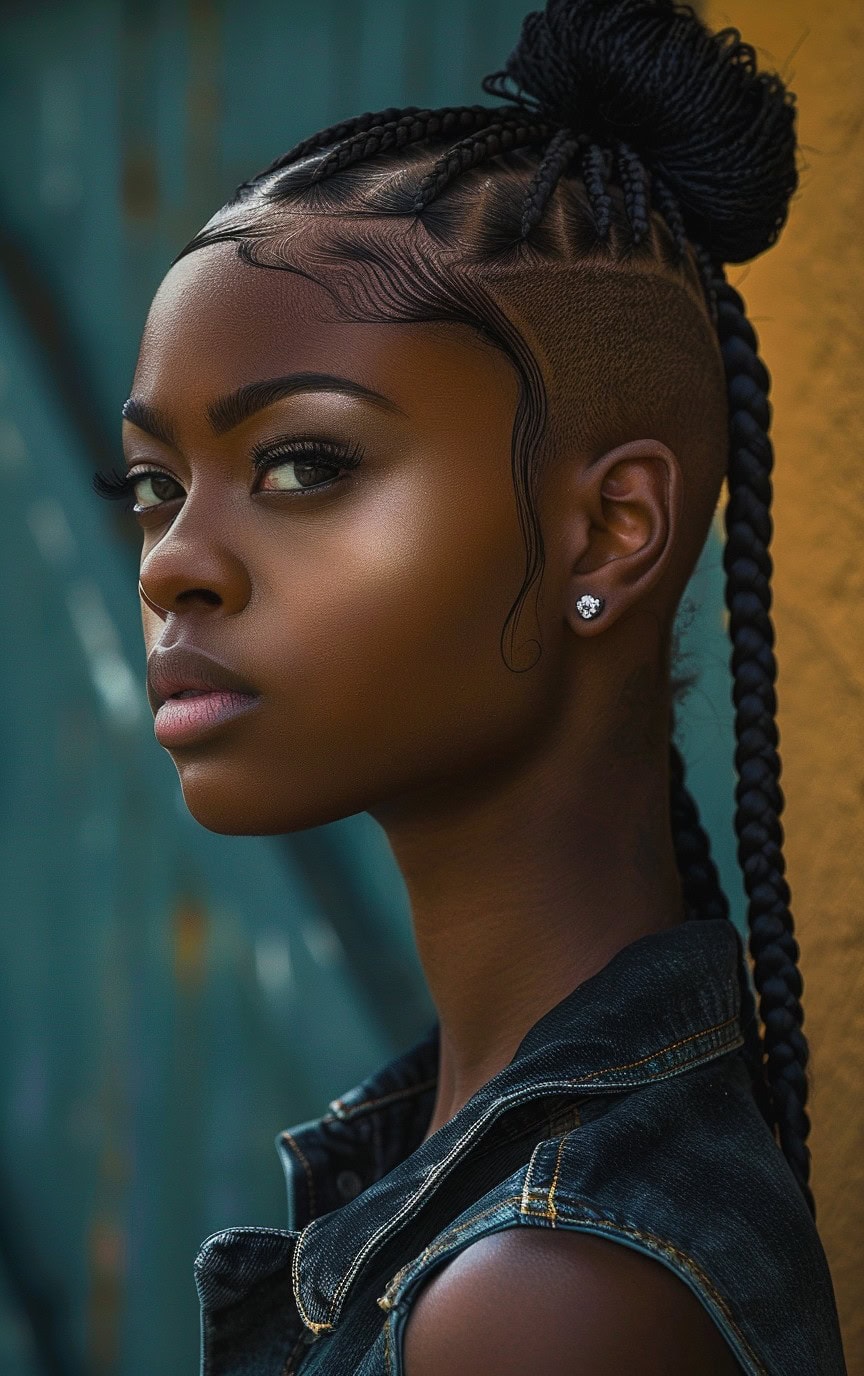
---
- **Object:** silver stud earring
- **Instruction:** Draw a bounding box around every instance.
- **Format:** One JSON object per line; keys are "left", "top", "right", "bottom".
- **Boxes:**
{"left": 575, "top": 593, "right": 605, "bottom": 621}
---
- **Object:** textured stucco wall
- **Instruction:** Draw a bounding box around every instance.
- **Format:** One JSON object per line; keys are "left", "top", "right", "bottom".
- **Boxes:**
{"left": 704, "top": 3, "right": 864, "bottom": 1368}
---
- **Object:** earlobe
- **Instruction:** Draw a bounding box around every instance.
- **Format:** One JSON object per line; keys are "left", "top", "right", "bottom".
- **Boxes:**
{"left": 566, "top": 438, "right": 680, "bottom": 635}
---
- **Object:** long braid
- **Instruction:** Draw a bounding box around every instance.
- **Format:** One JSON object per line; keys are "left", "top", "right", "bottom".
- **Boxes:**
{"left": 715, "top": 271, "right": 813, "bottom": 1214}
{"left": 669, "top": 739, "right": 774, "bottom": 1127}
{"left": 181, "top": 0, "right": 810, "bottom": 1214}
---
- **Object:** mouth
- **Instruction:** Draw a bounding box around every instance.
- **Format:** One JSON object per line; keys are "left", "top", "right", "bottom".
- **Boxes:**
{"left": 153, "top": 688, "right": 261, "bottom": 747}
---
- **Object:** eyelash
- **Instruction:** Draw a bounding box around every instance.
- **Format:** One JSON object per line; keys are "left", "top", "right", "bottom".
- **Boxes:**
{"left": 91, "top": 437, "right": 364, "bottom": 513}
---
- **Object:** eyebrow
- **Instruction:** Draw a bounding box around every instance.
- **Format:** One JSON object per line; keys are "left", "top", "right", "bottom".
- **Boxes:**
{"left": 122, "top": 372, "right": 402, "bottom": 445}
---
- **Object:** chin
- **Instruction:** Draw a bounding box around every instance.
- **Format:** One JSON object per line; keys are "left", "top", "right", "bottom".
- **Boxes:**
{"left": 172, "top": 759, "right": 361, "bottom": 836}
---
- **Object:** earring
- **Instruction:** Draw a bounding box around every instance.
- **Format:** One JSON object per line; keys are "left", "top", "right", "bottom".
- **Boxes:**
{"left": 575, "top": 593, "right": 605, "bottom": 621}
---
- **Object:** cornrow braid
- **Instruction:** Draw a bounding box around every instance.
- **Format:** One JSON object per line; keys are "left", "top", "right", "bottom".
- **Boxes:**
{"left": 715, "top": 272, "right": 813, "bottom": 1215}
{"left": 233, "top": 106, "right": 508, "bottom": 202}
{"left": 579, "top": 142, "right": 613, "bottom": 240}
{"left": 649, "top": 174, "right": 689, "bottom": 260}
{"left": 175, "top": 0, "right": 810, "bottom": 1219}
{"left": 412, "top": 118, "right": 553, "bottom": 212}
{"left": 692, "top": 244, "right": 720, "bottom": 324}
{"left": 309, "top": 107, "right": 519, "bottom": 186}
{"left": 520, "top": 128, "right": 583, "bottom": 237}
{"left": 614, "top": 141, "right": 650, "bottom": 245}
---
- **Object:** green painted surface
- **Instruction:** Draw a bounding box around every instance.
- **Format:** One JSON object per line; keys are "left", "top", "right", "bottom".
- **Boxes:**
{"left": 0, "top": 2, "right": 743, "bottom": 1370}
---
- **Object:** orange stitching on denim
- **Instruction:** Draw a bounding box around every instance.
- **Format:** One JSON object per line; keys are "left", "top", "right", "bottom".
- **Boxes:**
{"left": 559, "top": 1214, "right": 767, "bottom": 1376}
{"left": 576, "top": 1015, "right": 740, "bottom": 1084}
{"left": 383, "top": 1311, "right": 393, "bottom": 1375}
{"left": 318, "top": 1019, "right": 740, "bottom": 1326}
{"left": 375, "top": 1195, "right": 525, "bottom": 1318}
{"left": 280, "top": 1130, "right": 317, "bottom": 1223}
{"left": 520, "top": 1140, "right": 545, "bottom": 1214}
{"left": 521, "top": 1134, "right": 571, "bottom": 1221}
{"left": 409, "top": 1195, "right": 524, "bottom": 1272}
{"left": 546, "top": 1134, "right": 567, "bottom": 1221}
{"left": 291, "top": 1228, "right": 334, "bottom": 1335}
{"left": 331, "top": 1077, "right": 438, "bottom": 1119}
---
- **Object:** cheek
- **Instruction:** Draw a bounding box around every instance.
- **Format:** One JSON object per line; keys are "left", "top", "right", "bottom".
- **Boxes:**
{"left": 259, "top": 462, "right": 546, "bottom": 774}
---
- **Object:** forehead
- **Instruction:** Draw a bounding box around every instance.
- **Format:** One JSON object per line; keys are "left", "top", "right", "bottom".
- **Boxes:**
{"left": 132, "top": 242, "right": 518, "bottom": 424}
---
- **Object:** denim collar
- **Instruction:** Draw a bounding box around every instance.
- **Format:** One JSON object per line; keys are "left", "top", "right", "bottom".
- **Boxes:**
{"left": 275, "top": 919, "right": 745, "bottom": 1336}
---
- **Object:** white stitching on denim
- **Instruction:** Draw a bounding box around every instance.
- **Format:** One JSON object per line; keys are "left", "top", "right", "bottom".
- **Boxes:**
{"left": 520, "top": 1139, "right": 547, "bottom": 1214}
{"left": 520, "top": 1132, "right": 572, "bottom": 1222}
{"left": 292, "top": 1228, "right": 333, "bottom": 1334}
{"left": 301, "top": 1019, "right": 742, "bottom": 1326}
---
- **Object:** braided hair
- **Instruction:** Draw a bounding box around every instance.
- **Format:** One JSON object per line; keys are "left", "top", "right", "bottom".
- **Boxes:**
{"left": 175, "top": 0, "right": 810, "bottom": 1212}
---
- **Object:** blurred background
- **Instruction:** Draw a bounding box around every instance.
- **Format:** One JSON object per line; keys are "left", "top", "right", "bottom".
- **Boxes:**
{"left": 0, "top": 0, "right": 859, "bottom": 1372}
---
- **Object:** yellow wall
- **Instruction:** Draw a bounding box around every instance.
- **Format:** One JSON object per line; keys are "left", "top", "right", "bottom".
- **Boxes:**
{"left": 704, "top": 2, "right": 864, "bottom": 1368}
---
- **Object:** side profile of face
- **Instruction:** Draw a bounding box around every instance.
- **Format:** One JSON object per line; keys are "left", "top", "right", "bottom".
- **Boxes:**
{"left": 129, "top": 241, "right": 682, "bottom": 836}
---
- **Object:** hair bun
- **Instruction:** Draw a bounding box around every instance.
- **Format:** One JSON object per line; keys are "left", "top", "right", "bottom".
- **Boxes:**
{"left": 482, "top": 0, "right": 798, "bottom": 263}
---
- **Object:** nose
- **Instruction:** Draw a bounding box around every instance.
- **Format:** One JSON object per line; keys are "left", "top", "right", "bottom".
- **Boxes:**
{"left": 137, "top": 508, "right": 253, "bottom": 620}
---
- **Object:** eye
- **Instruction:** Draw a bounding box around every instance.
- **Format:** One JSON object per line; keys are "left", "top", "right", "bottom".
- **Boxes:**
{"left": 130, "top": 470, "right": 185, "bottom": 508}
{"left": 90, "top": 437, "right": 364, "bottom": 514}
{"left": 90, "top": 465, "right": 184, "bottom": 512}
{"left": 251, "top": 437, "right": 364, "bottom": 495}
{"left": 257, "top": 455, "right": 343, "bottom": 492}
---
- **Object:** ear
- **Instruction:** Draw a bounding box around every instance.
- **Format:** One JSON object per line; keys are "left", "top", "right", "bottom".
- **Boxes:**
{"left": 563, "top": 438, "right": 682, "bottom": 637}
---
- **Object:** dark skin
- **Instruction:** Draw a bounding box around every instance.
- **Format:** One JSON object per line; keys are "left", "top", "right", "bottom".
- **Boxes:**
{"left": 127, "top": 243, "right": 741, "bottom": 1374}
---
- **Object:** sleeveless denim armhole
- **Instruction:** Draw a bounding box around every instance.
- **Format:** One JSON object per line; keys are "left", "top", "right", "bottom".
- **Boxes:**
{"left": 194, "top": 922, "right": 847, "bottom": 1376}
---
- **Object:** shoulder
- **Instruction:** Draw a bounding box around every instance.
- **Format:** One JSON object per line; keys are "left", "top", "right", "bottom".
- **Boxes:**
{"left": 402, "top": 1226, "right": 743, "bottom": 1376}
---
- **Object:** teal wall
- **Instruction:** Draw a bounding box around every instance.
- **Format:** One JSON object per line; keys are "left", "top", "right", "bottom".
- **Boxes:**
{"left": 0, "top": 2, "right": 742, "bottom": 1372}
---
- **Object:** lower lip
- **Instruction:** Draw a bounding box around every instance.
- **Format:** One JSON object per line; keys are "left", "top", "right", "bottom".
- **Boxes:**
{"left": 153, "top": 691, "right": 261, "bottom": 746}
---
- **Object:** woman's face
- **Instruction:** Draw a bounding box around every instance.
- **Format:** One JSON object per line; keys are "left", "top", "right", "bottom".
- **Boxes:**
{"left": 128, "top": 243, "right": 571, "bottom": 835}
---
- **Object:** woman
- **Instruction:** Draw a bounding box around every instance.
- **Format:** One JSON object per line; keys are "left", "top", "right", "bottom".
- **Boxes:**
{"left": 94, "top": 0, "right": 846, "bottom": 1371}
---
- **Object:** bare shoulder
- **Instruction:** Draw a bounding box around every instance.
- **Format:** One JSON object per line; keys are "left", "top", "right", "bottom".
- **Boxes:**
{"left": 402, "top": 1226, "right": 744, "bottom": 1376}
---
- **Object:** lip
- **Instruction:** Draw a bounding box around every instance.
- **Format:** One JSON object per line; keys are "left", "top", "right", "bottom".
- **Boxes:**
{"left": 153, "top": 689, "right": 261, "bottom": 747}
{"left": 147, "top": 644, "right": 260, "bottom": 712}
{"left": 146, "top": 643, "right": 261, "bottom": 746}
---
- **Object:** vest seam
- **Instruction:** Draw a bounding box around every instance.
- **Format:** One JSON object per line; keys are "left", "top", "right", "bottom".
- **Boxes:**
{"left": 577, "top": 1014, "right": 740, "bottom": 1084}
{"left": 280, "top": 1130, "right": 317, "bottom": 1225}
{"left": 545, "top": 1212, "right": 769, "bottom": 1376}
{"left": 279, "top": 1326, "right": 312, "bottom": 1376}
{"left": 385, "top": 1200, "right": 768, "bottom": 1376}
{"left": 383, "top": 1304, "right": 393, "bottom": 1376}
{"left": 520, "top": 1139, "right": 545, "bottom": 1213}
{"left": 380, "top": 1193, "right": 525, "bottom": 1305}
{"left": 298, "top": 1019, "right": 740, "bottom": 1327}
{"left": 520, "top": 1132, "right": 569, "bottom": 1222}
{"left": 330, "top": 1077, "right": 438, "bottom": 1120}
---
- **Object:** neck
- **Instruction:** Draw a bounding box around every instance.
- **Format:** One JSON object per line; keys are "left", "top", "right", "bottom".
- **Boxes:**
{"left": 371, "top": 708, "right": 685, "bottom": 1143}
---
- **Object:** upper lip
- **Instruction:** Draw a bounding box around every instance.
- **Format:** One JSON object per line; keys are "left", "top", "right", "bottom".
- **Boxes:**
{"left": 146, "top": 645, "right": 260, "bottom": 712}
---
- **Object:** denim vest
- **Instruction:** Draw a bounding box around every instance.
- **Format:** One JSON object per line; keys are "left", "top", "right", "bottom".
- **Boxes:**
{"left": 194, "top": 921, "right": 846, "bottom": 1375}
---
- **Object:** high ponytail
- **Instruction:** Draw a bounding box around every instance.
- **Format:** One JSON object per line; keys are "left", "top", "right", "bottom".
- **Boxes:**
{"left": 174, "top": 0, "right": 811, "bottom": 1212}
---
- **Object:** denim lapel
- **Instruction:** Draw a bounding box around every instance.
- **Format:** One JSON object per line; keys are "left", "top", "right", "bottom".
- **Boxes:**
{"left": 288, "top": 919, "right": 745, "bottom": 1336}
